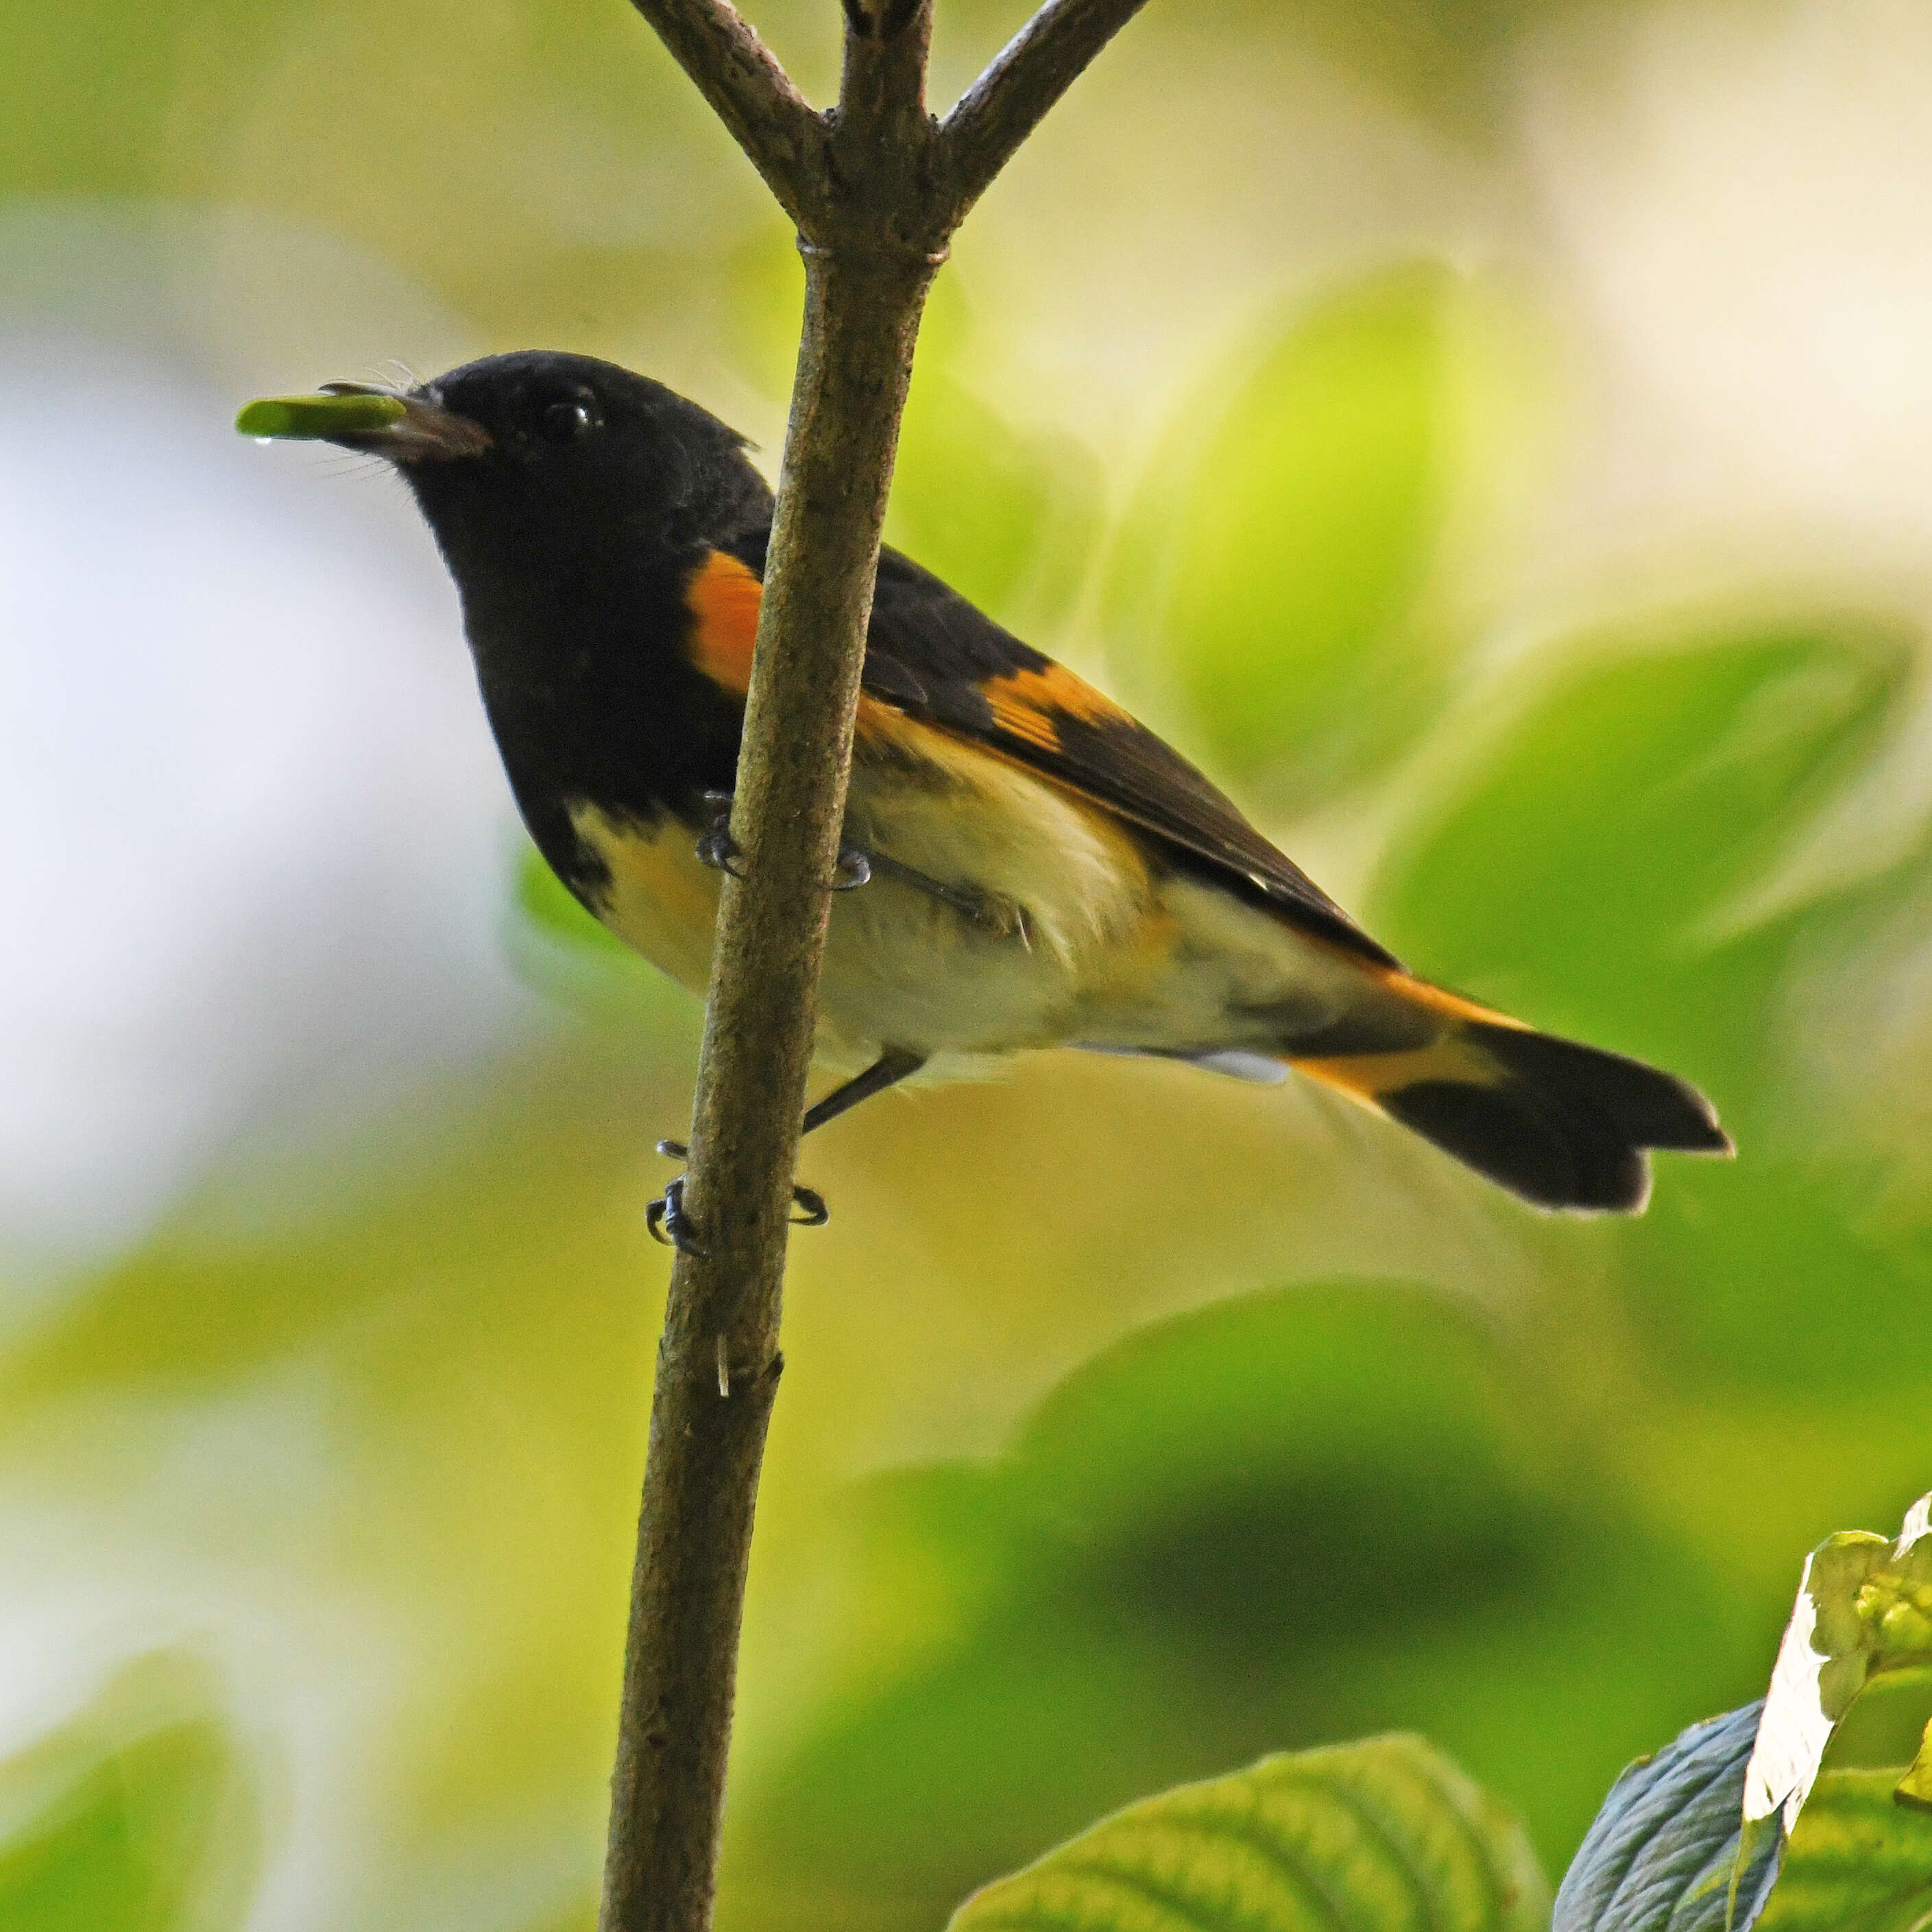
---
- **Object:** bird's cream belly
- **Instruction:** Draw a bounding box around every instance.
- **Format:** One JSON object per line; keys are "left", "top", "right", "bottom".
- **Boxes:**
{"left": 823, "top": 737, "right": 1155, "bottom": 1059}
{"left": 568, "top": 783, "right": 1383, "bottom": 1079}
{"left": 570, "top": 804, "right": 724, "bottom": 1000}
{"left": 568, "top": 745, "right": 1163, "bottom": 1066}
{"left": 1063, "top": 873, "right": 1381, "bottom": 1051}
{"left": 566, "top": 790, "right": 1143, "bottom": 1064}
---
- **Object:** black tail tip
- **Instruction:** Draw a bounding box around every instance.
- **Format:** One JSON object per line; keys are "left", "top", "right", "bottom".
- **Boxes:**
{"left": 1384, "top": 1026, "right": 1732, "bottom": 1215}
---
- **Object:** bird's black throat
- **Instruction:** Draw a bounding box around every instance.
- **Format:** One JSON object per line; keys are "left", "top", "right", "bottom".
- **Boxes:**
{"left": 407, "top": 473, "right": 763, "bottom": 909}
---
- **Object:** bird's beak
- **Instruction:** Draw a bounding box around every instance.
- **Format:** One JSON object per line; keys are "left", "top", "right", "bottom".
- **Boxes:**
{"left": 235, "top": 382, "right": 492, "bottom": 461}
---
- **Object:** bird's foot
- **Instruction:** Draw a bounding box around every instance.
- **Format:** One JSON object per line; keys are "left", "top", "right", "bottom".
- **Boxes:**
{"left": 646, "top": 1142, "right": 707, "bottom": 1255}
{"left": 695, "top": 790, "right": 870, "bottom": 895}
{"left": 694, "top": 790, "right": 744, "bottom": 878}
{"left": 647, "top": 1141, "right": 829, "bottom": 1255}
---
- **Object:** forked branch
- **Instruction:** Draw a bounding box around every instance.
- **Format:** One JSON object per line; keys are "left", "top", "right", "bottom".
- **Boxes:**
{"left": 598, "top": 3, "right": 1151, "bottom": 1929}
{"left": 625, "top": 0, "right": 1152, "bottom": 245}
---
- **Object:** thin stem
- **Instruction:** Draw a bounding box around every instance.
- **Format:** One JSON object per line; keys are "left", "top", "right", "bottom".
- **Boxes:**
{"left": 596, "top": 243, "right": 936, "bottom": 1932}
{"left": 600, "top": 0, "right": 1151, "bottom": 1925}
{"left": 623, "top": 0, "right": 826, "bottom": 229}
{"left": 939, "top": 0, "right": 1154, "bottom": 228}
{"left": 838, "top": 0, "right": 935, "bottom": 167}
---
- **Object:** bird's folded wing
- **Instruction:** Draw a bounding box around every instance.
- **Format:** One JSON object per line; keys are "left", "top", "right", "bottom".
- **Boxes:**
{"left": 858, "top": 546, "right": 1397, "bottom": 967}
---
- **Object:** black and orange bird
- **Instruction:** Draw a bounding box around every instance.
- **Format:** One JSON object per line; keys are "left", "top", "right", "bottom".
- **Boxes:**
{"left": 241, "top": 350, "right": 1730, "bottom": 1237}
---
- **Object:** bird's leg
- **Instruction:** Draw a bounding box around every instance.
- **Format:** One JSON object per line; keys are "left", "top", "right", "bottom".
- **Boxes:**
{"left": 846, "top": 849, "right": 1030, "bottom": 943}
{"left": 780, "top": 1049, "right": 929, "bottom": 1227}
{"left": 647, "top": 1137, "right": 826, "bottom": 1248}
{"left": 647, "top": 1050, "right": 926, "bottom": 1248}
{"left": 801, "top": 1048, "right": 928, "bottom": 1136}
{"left": 694, "top": 789, "right": 872, "bottom": 890}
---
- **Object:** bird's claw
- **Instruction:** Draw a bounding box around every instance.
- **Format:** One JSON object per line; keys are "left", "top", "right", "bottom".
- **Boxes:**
{"left": 694, "top": 790, "right": 745, "bottom": 878}
{"left": 645, "top": 1176, "right": 706, "bottom": 1255}
{"left": 695, "top": 790, "right": 869, "bottom": 894}
{"left": 695, "top": 827, "right": 743, "bottom": 878}
{"left": 649, "top": 1139, "right": 829, "bottom": 1251}
{"left": 647, "top": 1141, "right": 708, "bottom": 1255}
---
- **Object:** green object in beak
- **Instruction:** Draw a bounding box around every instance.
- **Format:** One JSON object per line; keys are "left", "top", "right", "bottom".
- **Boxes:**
{"left": 235, "top": 393, "right": 409, "bottom": 439}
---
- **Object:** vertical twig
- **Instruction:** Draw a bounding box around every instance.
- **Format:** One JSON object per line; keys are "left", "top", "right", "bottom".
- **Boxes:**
{"left": 598, "top": 3, "right": 1152, "bottom": 1929}
{"left": 598, "top": 237, "right": 939, "bottom": 1932}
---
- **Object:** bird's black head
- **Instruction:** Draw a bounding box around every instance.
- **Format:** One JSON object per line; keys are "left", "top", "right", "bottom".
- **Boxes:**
{"left": 238, "top": 351, "right": 771, "bottom": 835}
{"left": 253, "top": 350, "right": 773, "bottom": 605}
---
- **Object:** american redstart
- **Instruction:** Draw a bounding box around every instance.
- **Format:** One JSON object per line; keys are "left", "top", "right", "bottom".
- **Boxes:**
{"left": 240, "top": 351, "right": 1729, "bottom": 1239}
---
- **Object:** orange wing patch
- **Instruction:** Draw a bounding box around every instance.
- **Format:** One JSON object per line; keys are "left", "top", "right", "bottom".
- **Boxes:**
{"left": 683, "top": 549, "right": 763, "bottom": 695}
{"left": 980, "top": 664, "right": 1133, "bottom": 755}
{"left": 854, "top": 692, "right": 912, "bottom": 744}
{"left": 852, "top": 699, "right": 1139, "bottom": 826}
{"left": 1296, "top": 1037, "right": 1500, "bottom": 1106}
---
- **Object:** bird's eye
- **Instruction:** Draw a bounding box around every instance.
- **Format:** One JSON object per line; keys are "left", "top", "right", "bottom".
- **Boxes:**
{"left": 540, "top": 399, "right": 597, "bottom": 443}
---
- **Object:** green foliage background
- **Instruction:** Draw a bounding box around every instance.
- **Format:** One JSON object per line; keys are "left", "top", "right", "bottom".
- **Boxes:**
{"left": 3, "top": 0, "right": 1930, "bottom": 1928}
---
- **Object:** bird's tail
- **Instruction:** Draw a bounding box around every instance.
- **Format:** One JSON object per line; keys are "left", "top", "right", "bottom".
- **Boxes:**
{"left": 1287, "top": 974, "right": 1731, "bottom": 1213}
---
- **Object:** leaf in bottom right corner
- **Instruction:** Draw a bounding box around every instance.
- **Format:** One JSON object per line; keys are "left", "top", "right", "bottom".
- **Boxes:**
{"left": 945, "top": 1731, "right": 1550, "bottom": 1932}
{"left": 1744, "top": 1491, "right": 1932, "bottom": 1931}
{"left": 1751, "top": 1770, "right": 1932, "bottom": 1931}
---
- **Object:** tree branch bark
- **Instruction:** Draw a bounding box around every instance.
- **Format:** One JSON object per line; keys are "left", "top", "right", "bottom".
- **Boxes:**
{"left": 596, "top": 3, "right": 1150, "bottom": 1928}
{"left": 622, "top": 0, "right": 825, "bottom": 228}
{"left": 938, "top": 0, "right": 1153, "bottom": 227}
{"left": 597, "top": 239, "right": 935, "bottom": 1932}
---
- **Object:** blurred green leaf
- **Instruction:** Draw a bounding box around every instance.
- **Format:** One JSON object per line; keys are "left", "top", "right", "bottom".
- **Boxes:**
{"left": 888, "top": 366, "right": 1102, "bottom": 633}
{"left": 1616, "top": 1155, "right": 1932, "bottom": 1393}
{"left": 1370, "top": 620, "right": 1914, "bottom": 1073}
{"left": 1006, "top": 1281, "right": 1554, "bottom": 1628}
{"left": 727, "top": 229, "right": 1102, "bottom": 633}
{"left": 1107, "top": 264, "right": 1460, "bottom": 809}
{"left": 0, "top": 1660, "right": 254, "bottom": 1932}
{"left": 1612, "top": 834, "right": 1932, "bottom": 1388}
{"left": 947, "top": 1732, "right": 1551, "bottom": 1932}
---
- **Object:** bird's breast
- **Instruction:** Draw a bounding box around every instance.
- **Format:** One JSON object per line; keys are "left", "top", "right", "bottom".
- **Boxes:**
{"left": 562, "top": 723, "right": 1160, "bottom": 1067}
{"left": 822, "top": 716, "right": 1155, "bottom": 1060}
{"left": 569, "top": 801, "right": 723, "bottom": 998}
